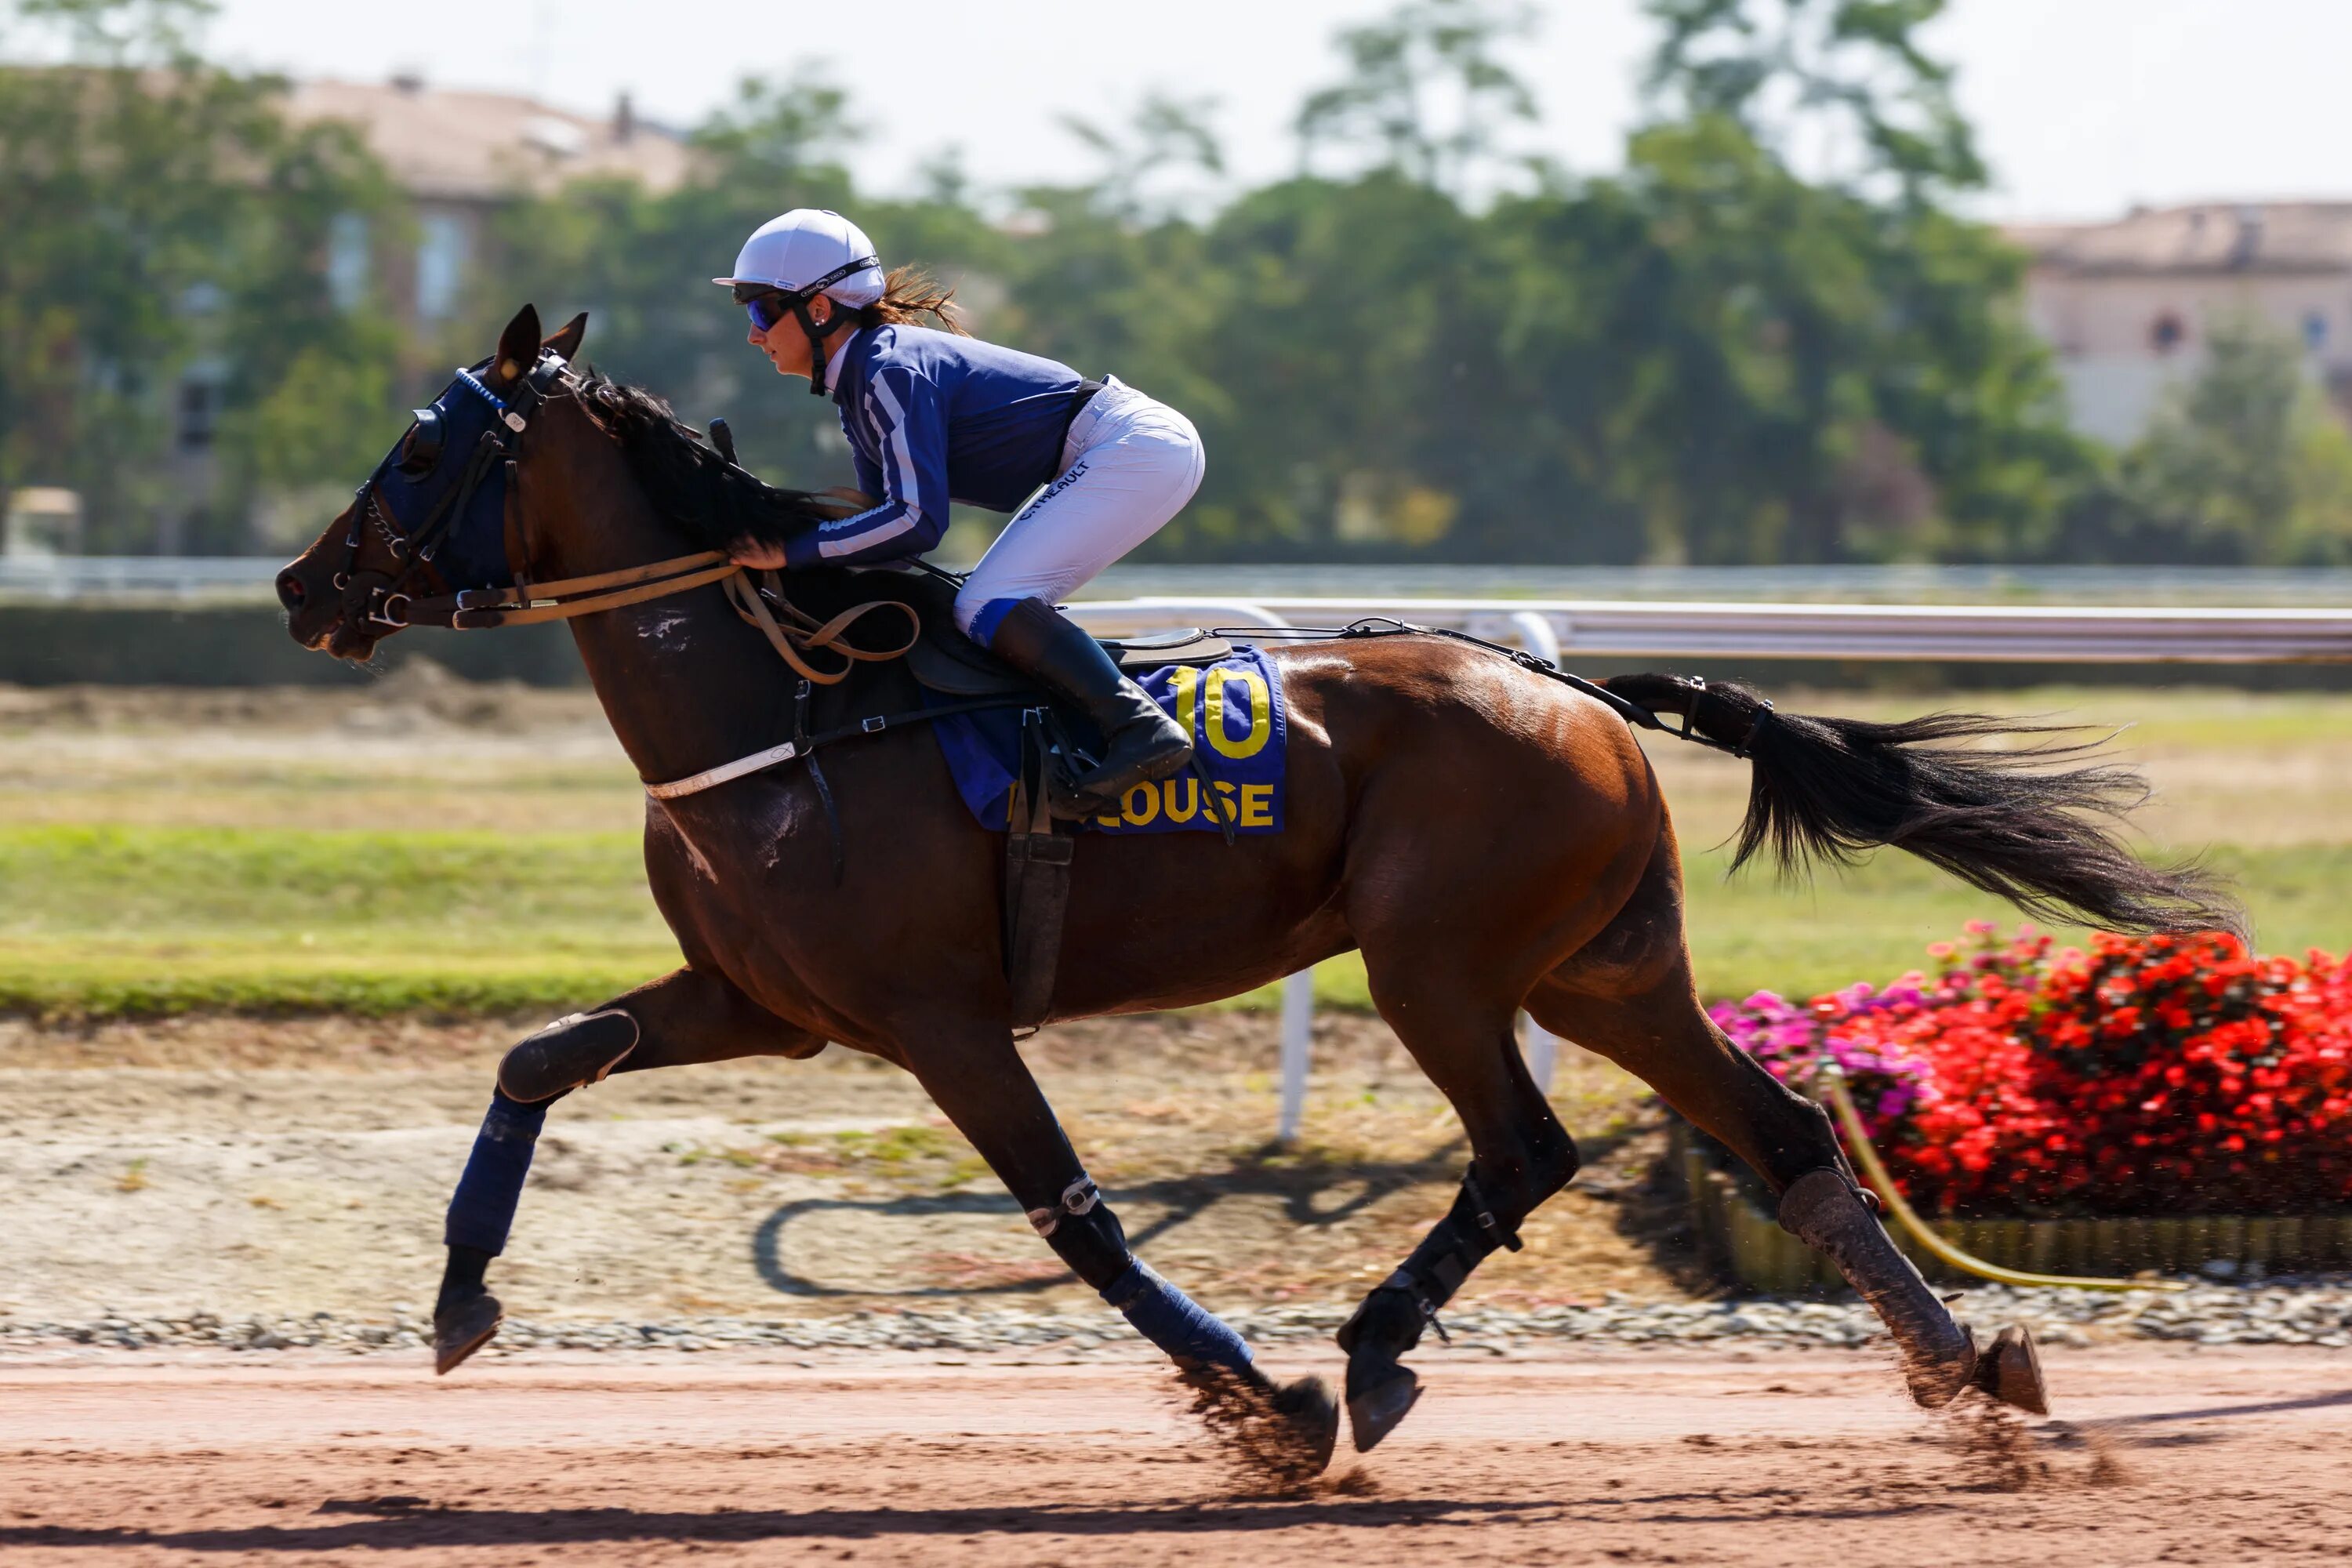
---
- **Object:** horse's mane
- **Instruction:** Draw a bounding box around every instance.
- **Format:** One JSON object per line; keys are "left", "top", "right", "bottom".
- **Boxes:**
{"left": 573, "top": 372, "right": 843, "bottom": 554}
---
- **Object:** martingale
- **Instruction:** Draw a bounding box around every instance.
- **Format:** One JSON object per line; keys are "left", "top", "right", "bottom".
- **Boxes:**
{"left": 933, "top": 646, "right": 1287, "bottom": 836}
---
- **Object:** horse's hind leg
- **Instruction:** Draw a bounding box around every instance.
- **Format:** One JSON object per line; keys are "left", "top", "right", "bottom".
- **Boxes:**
{"left": 1530, "top": 821, "right": 2041, "bottom": 1414}
{"left": 1332, "top": 971, "right": 1580, "bottom": 1453}
{"left": 432, "top": 964, "right": 822, "bottom": 1374}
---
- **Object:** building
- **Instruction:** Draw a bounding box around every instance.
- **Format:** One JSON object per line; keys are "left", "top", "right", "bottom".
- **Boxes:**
{"left": 282, "top": 74, "right": 694, "bottom": 327}
{"left": 2008, "top": 201, "right": 2352, "bottom": 445}
{"left": 156, "top": 75, "right": 694, "bottom": 551}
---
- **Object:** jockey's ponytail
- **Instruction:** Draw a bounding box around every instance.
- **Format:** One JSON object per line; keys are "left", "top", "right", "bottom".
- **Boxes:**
{"left": 854, "top": 266, "right": 971, "bottom": 336}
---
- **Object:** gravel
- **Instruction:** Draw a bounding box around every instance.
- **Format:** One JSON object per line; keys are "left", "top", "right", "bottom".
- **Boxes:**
{"left": 5, "top": 1279, "right": 2348, "bottom": 1358}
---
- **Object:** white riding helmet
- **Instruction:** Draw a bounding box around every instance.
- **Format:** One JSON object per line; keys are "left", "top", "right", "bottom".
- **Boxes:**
{"left": 713, "top": 209, "right": 885, "bottom": 307}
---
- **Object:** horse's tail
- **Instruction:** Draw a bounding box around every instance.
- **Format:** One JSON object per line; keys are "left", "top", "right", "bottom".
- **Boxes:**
{"left": 1598, "top": 672, "right": 2245, "bottom": 940}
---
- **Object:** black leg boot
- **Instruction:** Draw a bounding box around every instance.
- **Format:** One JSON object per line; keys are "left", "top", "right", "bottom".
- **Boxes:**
{"left": 1779, "top": 1168, "right": 1980, "bottom": 1406}
{"left": 1334, "top": 1168, "right": 1521, "bottom": 1452}
{"left": 986, "top": 597, "right": 1193, "bottom": 815}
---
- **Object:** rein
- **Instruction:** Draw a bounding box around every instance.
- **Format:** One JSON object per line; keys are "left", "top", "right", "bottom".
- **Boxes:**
{"left": 339, "top": 352, "right": 936, "bottom": 798}
{"left": 386, "top": 550, "right": 920, "bottom": 692}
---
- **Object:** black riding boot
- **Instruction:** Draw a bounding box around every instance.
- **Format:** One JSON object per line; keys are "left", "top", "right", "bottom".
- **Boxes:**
{"left": 986, "top": 597, "right": 1193, "bottom": 815}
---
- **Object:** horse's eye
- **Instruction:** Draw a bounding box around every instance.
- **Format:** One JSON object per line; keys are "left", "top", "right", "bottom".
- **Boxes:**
{"left": 397, "top": 408, "right": 445, "bottom": 475}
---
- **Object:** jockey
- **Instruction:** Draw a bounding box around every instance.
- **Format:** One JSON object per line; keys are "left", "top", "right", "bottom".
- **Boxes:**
{"left": 716, "top": 208, "right": 1201, "bottom": 812}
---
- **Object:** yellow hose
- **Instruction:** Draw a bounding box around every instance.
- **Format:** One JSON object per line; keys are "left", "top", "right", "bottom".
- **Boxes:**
{"left": 1818, "top": 1065, "right": 2184, "bottom": 1294}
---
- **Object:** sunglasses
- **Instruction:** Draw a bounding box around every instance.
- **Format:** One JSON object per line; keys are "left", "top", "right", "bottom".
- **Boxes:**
{"left": 739, "top": 293, "right": 795, "bottom": 333}
{"left": 736, "top": 282, "right": 800, "bottom": 335}
{"left": 731, "top": 257, "right": 877, "bottom": 336}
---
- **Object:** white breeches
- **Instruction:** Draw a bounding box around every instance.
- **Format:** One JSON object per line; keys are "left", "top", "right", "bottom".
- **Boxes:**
{"left": 953, "top": 376, "right": 1206, "bottom": 637}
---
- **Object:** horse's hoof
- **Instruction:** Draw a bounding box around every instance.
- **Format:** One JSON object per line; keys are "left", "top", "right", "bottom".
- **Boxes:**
{"left": 1271, "top": 1374, "right": 1340, "bottom": 1476}
{"left": 1345, "top": 1364, "right": 1421, "bottom": 1453}
{"left": 433, "top": 1291, "right": 503, "bottom": 1376}
{"left": 1974, "top": 1324, "right": 2049, "bottom": 1416}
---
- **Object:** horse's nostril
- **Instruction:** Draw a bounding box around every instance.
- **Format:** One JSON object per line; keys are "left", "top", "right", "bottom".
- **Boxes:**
{"left": 276, "top": 571, "right": 307, "bottom": 612}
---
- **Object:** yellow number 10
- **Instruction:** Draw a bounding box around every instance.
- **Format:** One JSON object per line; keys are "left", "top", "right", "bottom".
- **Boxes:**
{"left": 1170, "top": 666, "right": 1272, "bottom": 760}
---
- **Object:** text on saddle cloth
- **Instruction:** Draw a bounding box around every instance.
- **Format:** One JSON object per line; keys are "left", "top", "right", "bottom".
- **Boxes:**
{"left": 931, "top": 645, "right": 1288, "bottom": 834}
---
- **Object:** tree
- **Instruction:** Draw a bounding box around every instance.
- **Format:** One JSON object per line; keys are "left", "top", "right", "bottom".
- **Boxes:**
{"left": 1058, "top": 92, "right": 1225, "bottom": 222}
{"left": 0, "top": 0, "right": 398, "bottom": 550}
{"left": 1643, "top": 0, "right": 1986, "bottom": 205}
{"left": 1294, "top": 0, "right": 1538, "bottom": 198}
{"left": 1605, "top": 0, "right": 2081, "bottom": 562}
{"left": 470, "top": 69, "right": 869, "bottom": 488}
{"left": 2121, "top": 314, "right": 2352, "bottom": 565}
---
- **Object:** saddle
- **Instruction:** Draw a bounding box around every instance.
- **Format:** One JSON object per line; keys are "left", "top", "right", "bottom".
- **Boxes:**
{"left": 760, "top": 564, "right": 1233, "bottom": 1036}
{"left": 793, "top": 564, "right": 1234, "bottom": 696}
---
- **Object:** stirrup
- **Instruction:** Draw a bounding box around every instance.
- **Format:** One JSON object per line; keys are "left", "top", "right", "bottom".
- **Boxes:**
{"left": 1063, "top": 738, "right": 1192, "bottom": 818}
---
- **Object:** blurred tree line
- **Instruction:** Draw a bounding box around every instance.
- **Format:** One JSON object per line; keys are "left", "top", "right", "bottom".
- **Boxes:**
{"left": 0, "top": 0, "right": 398, "bottom": 550}
{"left": 5, "top": 0, "right": 2349, "bottom": 565}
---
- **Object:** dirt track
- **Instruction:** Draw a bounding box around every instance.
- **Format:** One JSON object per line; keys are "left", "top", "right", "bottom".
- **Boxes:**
{"left": 5, "top": 1345, "right": 2344, "bottom": 1565}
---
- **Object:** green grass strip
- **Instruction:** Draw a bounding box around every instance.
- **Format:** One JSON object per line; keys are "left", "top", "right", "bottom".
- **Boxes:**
{"left": 2, "top": 826, "right": 2346, "bottom": 1019}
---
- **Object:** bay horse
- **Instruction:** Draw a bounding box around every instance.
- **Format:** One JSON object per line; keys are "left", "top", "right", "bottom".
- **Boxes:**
{"left": 278, "top": 307, "right": 2235, "bottom": 1472}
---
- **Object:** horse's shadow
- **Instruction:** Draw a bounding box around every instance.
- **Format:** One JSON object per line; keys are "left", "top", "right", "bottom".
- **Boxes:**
{"left": 2, "top": 1496, "right": 1554, "bottom": 1553}
{"left": 751, "top": 1141, "right": 1467, "bottom": 1298}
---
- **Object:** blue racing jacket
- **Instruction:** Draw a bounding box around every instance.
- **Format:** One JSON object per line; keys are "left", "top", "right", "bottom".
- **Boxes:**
{"left": 783, "top": 324, "right": 1089, "bottom": 569}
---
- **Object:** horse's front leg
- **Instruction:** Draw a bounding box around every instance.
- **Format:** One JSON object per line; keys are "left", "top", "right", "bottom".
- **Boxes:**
{"left": 896, "top": 1017, "right": 1340, "bottom": 1476}
{"left": 432, "top": 964, "right": 822, "bottom": 1374}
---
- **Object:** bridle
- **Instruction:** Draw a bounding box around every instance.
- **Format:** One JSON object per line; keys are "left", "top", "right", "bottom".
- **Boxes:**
{"left": 332, "top": 355, "right": 567, "bottom": 636}
{"left": 332, "top": 351, "right": 920, "bottom": 694}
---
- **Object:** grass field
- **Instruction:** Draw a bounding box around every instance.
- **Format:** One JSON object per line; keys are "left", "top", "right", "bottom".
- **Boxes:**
{"left": 3, "top": 677, "right": 2350, "bottom": 1016}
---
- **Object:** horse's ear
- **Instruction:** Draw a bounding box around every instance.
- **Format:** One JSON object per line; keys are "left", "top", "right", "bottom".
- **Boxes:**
{"left": 492, "top": 304, "right": 543, "bottom": 385}
{"left": 543, "top": 311, "right": 589, "bottom": 364}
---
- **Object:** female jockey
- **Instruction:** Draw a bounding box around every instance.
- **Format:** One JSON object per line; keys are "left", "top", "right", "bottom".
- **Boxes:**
{"left": 715, "top": 208, "right": 1200, "bottom": 814}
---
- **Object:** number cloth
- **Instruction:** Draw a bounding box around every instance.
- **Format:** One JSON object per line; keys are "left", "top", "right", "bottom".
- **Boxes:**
{"left": 929, "top": 645, "right": 1288, "bottom": 836}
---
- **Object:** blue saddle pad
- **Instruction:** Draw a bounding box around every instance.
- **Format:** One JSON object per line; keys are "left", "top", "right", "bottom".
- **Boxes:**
{"left": 929, "top": 644, "right": 1287, "bottom": 834}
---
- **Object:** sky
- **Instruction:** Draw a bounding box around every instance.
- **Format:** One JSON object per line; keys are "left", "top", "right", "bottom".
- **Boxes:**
{"left": 168, "top": 0, "right": 2352, "bottom": 222}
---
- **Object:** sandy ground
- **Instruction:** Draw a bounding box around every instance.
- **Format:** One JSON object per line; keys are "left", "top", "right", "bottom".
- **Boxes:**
{"left": 2, "top": 1346, "right": 2343, "bottom": 1565}
{"left": 0, "top": 1012, "right": 1679, "bottom": 1327}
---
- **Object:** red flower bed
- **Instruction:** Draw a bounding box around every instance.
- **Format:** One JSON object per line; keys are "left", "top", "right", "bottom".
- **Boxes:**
{"left": 1712, "top": 925, "right": 2352, "bottom": 1218}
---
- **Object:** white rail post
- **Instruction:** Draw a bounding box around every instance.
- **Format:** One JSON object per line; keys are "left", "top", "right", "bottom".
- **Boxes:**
{"left": 1507, "top": 608, "right": 1563, "bottom": 668}
{"left": 1519, "top": 1014, "right": 1559, "bottom": 1097}
{"left": 1279, "top": 969, "right": 1315, "bottom": 1144}
{"left": 1506, "top": 610, "right": 1566, "bottom": 1097}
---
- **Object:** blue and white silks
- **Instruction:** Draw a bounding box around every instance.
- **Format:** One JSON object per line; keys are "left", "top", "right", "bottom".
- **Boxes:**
{"left": 786, "top": 328, "right": 1205, "bottom": 647}
{"left": 785, "top": 325, "right": 1089, "bottom": 574}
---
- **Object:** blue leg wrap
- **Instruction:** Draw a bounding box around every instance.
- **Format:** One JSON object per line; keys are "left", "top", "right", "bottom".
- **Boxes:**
{"left": 1100, "top": 1259, "right": 1254, "bottom": 1375}
{"left": 444, "top": 1091, "right": 547, "bottom": 1255}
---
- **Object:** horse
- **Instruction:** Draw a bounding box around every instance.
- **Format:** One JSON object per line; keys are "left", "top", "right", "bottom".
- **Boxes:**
{"left": 277, "top": 305, "right": 2237, "bottom": 1472}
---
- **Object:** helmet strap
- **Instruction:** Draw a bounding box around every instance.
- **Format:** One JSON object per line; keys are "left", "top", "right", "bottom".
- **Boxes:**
{"left": 793, "top": 298, "right": 840, "bottom": 397}
{"left": 774, "top": 253, "right": 877, "bottom": 398}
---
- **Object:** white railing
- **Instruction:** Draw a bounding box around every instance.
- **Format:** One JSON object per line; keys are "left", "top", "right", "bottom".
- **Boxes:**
{"left": 1073, "top": 596, "right": 2352, "bottom": 664}
{"left": 0, "top": 555, "right": 284, "bottom": 600}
